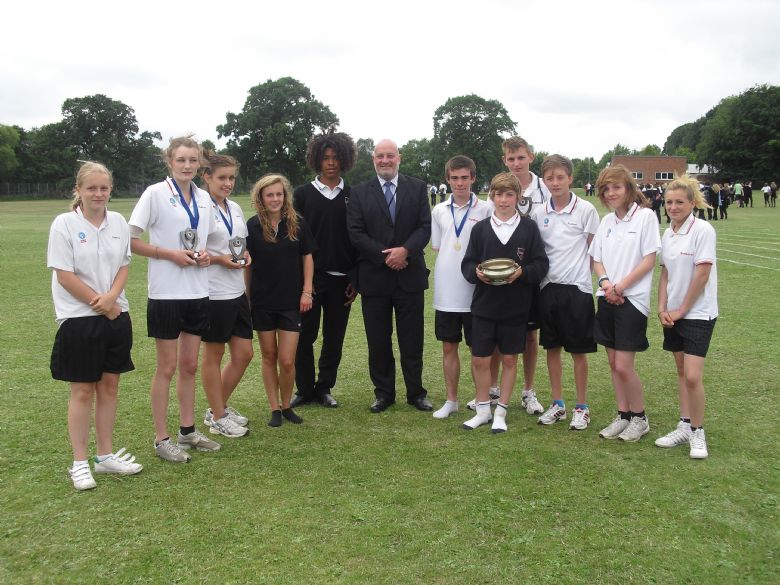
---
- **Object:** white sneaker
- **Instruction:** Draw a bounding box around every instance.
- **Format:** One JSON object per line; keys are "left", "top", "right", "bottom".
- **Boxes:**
{"left": 569, "top": 407, "right": 590, "bottom": 431}
{"left": 599, "top": 416, "right": 630, "bottom": 439}
{"left": 463, "top": 403, "right": 493, "bottom": 430}
{"left": 538, "top": 403, "right": 566, "bottom": 425}
{"left": 69, "top": 463, "right": 96, "bottom": 491}
{"left": 210, "top": 414, "right": 249, "bottom": 438}
{"left": 655, "top": 421, "right": 692, "bottom": 448}
{"left": 522, "top": 390, "right": 544, "bottom": 415}
{"left": 155, "top": 438, "right": 191, "bottom": 463}
{"left": 178, "top": 430, "right": 221, "bottom": 452}
{"left": 225, "top": 406, "right": 249, "bottom": 426}
{"left": 689, "top": 428, "right": 709, "bottom": 459}
{"left": 93, "top": 448, "right": 143, "bottom": 475}
{"left": 466, "top": 388, "right": 499, "bottom": 411}
{"left": 618, "top": 416, "right": 650, "bottom": 442}
{"left": 432, "top": 400, "right": 459, "bottom": 419}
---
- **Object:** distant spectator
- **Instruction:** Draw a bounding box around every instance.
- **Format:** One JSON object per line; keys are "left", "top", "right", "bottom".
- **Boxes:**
{"left": 762, "top": 183, "right": 771, "bottom": 207}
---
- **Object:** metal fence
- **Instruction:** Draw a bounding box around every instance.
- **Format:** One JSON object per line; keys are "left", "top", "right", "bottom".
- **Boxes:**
{"left": 0, "top": 182, "right": 149, "bottom": 199}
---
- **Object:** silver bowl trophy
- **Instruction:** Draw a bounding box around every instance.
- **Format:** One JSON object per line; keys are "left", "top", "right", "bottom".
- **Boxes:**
{"left": 180, "top": 228, "right": 200, "bottom": 258}
{"left": 229, "top": 236, "right": 247, "bottom": 265}
{"left": 479, "top": 258, "right": 520, "bottom": 286}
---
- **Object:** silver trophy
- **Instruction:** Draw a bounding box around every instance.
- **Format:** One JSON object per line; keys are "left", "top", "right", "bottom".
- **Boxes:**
{"left": 517, "top": 195, "right": 533, "bottom": 217}
{"left": 229, "top": 236, "right": 247, "bottom": 265}
{"left": 180, "top": 228, "right": 200, "bottom": 258}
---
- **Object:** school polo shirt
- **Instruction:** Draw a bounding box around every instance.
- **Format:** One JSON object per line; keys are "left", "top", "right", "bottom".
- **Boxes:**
{"left": 533, "top": 193, "right": 599, "bottom": 293}
{"left": 589, "top": 203, "right": 661, "bottom": 316}
{"left": 431, "top": 195, "right": 492, "bottom": 312}
{"left": 661, "top": 213, "right": 718, "bottom": 320}
{"left": 486, "top": 172, "right": 551, "bottom": 212}
{"left": 129, "top": 178, "right": 216, "bottom": 300}
{"left": 206, "top": 198, "right": 249, "bottom": 300}
{"left": 47, "top": 208, "right": 131, "bottom": 325}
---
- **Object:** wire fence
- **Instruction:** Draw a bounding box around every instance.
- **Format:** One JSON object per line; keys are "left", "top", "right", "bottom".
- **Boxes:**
{"left": 0, "top": 182, "right": 150, "bottom": 199}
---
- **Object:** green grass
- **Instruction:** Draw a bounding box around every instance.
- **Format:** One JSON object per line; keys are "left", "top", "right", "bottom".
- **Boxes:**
{"left": 1, "top": 192, "right": 778, "bottom": 584}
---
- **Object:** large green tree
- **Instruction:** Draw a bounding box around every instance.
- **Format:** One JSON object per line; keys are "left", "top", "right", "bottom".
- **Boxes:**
{"left": 400, "top": 138, "right": 435, "bottom": 184}
{"left": 0, "top": 124, "right": 20, "bottom": 180}
{"left": 11, "top": 123, "right": 75, "bottom": 185}
{"left": 345, "top": 138, "right": 375, "bottom": 185}
{"left": 696, "top": 84, "right": 780, "bottom": 180}
{"left": 431, "top": 94, "right": 516, "bottom": 187}
{"left": 217, "top": 77, "right": 339, "bottom": 186}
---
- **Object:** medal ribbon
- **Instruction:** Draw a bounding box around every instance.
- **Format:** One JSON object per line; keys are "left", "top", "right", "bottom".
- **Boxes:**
{"left": 450, "top": 194, "right": 473, "bottom": 240}
{"left": 171, "top": 178, "right": 200, "bottom": 229}
{"left": 212, "top": 198, "right": 233, "bottom": 235}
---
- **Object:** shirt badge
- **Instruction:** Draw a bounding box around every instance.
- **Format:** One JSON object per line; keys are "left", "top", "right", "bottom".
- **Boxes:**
{"left": 78, "top": 231, "right": 87, "bottom": 243}
{"left": 516, "top": 247, "right": 525, "bottom": 261}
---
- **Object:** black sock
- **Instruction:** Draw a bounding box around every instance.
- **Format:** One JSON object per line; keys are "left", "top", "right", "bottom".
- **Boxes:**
{"left": 619, "top": 411, "right": 631, "bottom": 421}
{"left": 691, "top": 426, "right": 702, "bottom": 431}
{"left": 631, "top": 410, "right": 646, "bottom": 420}
{"left": 155, "top": 437, "right": 170, "bottom": 447}
{"left": 680, "top": 417, "right": 691, "bottom": 424}
{"left": 268, "top": 410, "right": 282, "bottom": 427}
{"left": 282, "top": 408, "right": 303, "bottom": 424}
{"left": 180, "top": 425, "right": 195, "bottom": 435}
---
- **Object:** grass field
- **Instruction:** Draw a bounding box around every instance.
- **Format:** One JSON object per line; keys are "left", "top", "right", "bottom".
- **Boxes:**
{"left": 1, "top": 192, "right": 778, "bottom": 584}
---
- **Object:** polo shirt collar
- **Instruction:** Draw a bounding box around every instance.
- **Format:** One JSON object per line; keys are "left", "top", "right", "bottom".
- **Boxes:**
{"left": 546, "top": 192, "right": 577, "bottom": 214}
{"left": 491, "top": 212, "right": 520, "bottom": 227}
{"left": 314, "top": 176, "right": 344, "bottom": 192}
{"left": 615, "top": 202, "right": 640, "bottom": 223}
{"left": 75, "top": 206, "right": 108, "bottom": 229}
{"left": 672, "top": 212, "right": 696, "bottom": 236}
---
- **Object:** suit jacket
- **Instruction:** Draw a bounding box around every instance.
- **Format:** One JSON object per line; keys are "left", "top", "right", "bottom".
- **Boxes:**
{"left": 347, "top": 173, "right": 431, "bottom": 296}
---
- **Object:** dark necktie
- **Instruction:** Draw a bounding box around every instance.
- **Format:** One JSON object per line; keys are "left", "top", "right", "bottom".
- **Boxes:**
{"left": 384, "top": 181, "right": 396, "bottom": 223}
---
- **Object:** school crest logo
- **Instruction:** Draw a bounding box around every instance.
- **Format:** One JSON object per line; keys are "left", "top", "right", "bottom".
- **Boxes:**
{"left": 543, "top": 218, "right": 550, "bottom": 226}
{"left": 606, "top": 228, "right": 612, "bottom": 238}
{"left": 78, "top": 231, "right": 87, "bottom": 243}
{"left": 169, "top": 197, "right": 177, "bottom": 207}
{"left": 516, "top": 247, "right": 525, "bottom": 261}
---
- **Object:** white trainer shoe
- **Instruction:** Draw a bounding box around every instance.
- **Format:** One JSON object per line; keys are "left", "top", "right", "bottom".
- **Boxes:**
{"left": 466, "top": 388, "right": 500, "bottom": 411}
{"left": 93, "top": 448, "right": 143, "bottom": 475}
{"left": 618, "top": 416, "right": 650, "bottom": 442}
{"left": 69, "top": 463, "right": 96, "bottom": 491}
{"left": 209, "top": 414, "right": 249, "bottom": 438}
{"left": 225, "top": 405, "right": 249, "bottom": 426}
{"left": 569, "top": 407, "right": 590, "bottom": 431}
{"left": 599, "top": 416, "right": 630, "bottom": 439}
{"left": 522, "top": 390, "right": 544, "bottom": 415}
{"left": 177, "top": 430, "right": 221, "bottom": 452}
{"left": 689, "top": 428, "right": 709, "bottom": 459}
{"left": 538, "top": 403, "right": 566, "bottom": 425}
{"left": 432, "top": 400, "right": 459, "bottom": 419}
{"left": 155, "top": 438, "right": 191, "bottom": 463}
{"left": 655, "top": 421, "right": 692, "bottom": 448}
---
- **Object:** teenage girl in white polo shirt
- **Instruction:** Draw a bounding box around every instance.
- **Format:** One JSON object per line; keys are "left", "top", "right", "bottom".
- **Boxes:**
{"left": 589, "top": 164, "right": 660, "bottom": 443}
{"left": 129, "top": 136, "right": 220, "bottom": 462}
{"left": 199, "top": 152, "right": 253, "bottom": 438}
{"left": 48, "top": 162, "right": 143, "bottom": 490}
{"left": 656, "top": 176, "right": 718, "bottom": 459}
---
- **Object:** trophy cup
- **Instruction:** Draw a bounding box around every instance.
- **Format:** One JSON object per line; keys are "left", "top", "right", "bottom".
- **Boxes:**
{"left": 479, "top": 258, "right": 520, "bottom": 286}
{"left": 229, "top": 236, "right": 247, "bottom": 265}
{"left": 180, "top": 228, "right": 200, "bottom": 258}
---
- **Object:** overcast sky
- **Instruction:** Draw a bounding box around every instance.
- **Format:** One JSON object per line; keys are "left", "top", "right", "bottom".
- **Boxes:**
{"left": 2, "top": 0, "right": 778, "bottom": 160}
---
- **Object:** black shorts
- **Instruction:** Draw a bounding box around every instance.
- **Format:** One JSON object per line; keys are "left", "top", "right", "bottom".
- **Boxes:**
{"left": 252, "top": 308, "right": 301, "bottom": 333}
{"left": 526, "top": 287, "right": 540, "bottom": 331}
{"left": 593, "top": 297, "right": 649, "bottom": 352}
{"left": 202, "top": 294, "right": 253, "bottom": 343}
{"left": 147, "top": 297, "right": 210, "bottom": 339}
{"left": 539, "top": 284, "right": 597, "bottom": 353}
{"left": 471, "top": 314, "right": 527, "bottom": 358}
{"left": 51, "top": 313, "right": 134, "bottom": 382}
{"left": 435, "top": 310, "right": 472, "bottom": 345}
{"left": 663, "top": 318, "right": 716, "bottom": 358}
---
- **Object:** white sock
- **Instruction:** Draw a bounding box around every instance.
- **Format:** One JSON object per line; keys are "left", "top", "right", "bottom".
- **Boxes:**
{"left": 463, "top": 402, "right": 492, "bottom": 429}
{"left": 432, "top": 400, "right": 459, "bottom": 419}
{"left": 492, "top": 403, "right": 508, "bottom": 433}
{"left": 95, "top": 453, "right": 112, "bottom": 462}
{"left": 72, "top": 459, "right": 89, "bottom": 469}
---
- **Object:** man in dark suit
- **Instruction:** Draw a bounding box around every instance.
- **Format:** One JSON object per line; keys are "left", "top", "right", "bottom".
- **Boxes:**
{"left": 347, "top": 139, "right": 432, "bottom": 413}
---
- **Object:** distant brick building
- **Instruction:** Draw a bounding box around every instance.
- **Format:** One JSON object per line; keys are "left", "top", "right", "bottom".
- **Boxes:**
{"left": 610, "top": 156, "right": 687, "bottom": 185}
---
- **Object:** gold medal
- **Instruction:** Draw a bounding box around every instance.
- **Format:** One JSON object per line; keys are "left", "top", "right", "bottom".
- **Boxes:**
{"left": 454, "top": 240, "right": 461, "bottom": 251}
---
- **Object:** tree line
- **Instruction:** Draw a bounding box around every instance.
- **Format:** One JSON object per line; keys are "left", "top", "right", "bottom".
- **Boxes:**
{"left": 1, "top": 79, "right": 776, "bottom": 196}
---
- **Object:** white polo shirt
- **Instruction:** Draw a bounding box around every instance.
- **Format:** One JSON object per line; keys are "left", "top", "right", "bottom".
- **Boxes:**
{"left": 206, "top": 198, "right": 249, "bottom": 301}
{"left": 589, "top": 203, "right": 661, "bottom": 316}
{"left": 129, "top": 178, "right": 216, "bottom": 300}
{"left": 490, "top": 212, "right": 521, "bottom": 244}
{"left": 47, "top": 208, "right": 131, "bottom": 325}
{"left": 533, "top": 193, "right": 599, "bottom": 293}
{"left": 431, "top": 195, "right": 492, "bottom": 312}
{"left": 661, "top": 213, "right": 718, "bottom": 320}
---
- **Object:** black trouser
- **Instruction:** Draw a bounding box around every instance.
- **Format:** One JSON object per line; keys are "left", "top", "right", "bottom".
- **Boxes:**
{"left": 361, "top": 289, "right": 427, "bottom": 403}
{"left": 719, "top": 203, "right": 728, "bottom": 219}
{"left": 295, "top": 273, "right": 352, "bottom": 399}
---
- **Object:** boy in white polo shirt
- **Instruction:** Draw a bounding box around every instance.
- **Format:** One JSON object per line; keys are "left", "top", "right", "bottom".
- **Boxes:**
{"left": 533, "top": 155, "right": 600, "bottom": 430}
{"left": 430, "top": 156, "right": 492, "bottom": 418}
